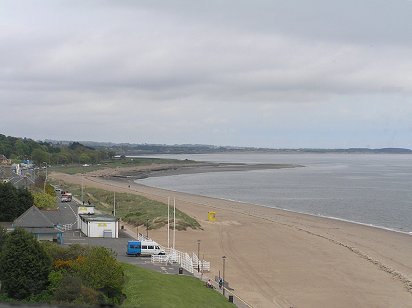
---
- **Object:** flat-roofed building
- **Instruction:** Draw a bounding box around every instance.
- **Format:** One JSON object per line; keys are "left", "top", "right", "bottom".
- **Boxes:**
{"left": 78, "top": 214, "right": 119, "bottom": 238}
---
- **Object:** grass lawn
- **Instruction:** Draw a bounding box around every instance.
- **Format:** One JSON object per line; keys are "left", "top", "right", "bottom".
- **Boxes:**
{"left": 50, "top": 157, "right": 195, "bottom": 175}
{"left": 121, "top": 263, "right": 234, "bottom": 308}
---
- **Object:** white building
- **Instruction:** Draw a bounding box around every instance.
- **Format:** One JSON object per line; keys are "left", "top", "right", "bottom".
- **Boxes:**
{"left": 78, "top": 214, "right": 119, "bottom": 238}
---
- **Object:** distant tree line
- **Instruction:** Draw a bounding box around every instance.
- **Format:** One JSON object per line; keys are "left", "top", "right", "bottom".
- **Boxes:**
{"left": 0, "top": 134, "right": 115, "bottom": 166}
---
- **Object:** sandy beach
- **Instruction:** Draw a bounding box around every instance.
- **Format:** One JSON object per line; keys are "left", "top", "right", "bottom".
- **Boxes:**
{"left": 51, "top": 167, "right": 412, "bottom": 308}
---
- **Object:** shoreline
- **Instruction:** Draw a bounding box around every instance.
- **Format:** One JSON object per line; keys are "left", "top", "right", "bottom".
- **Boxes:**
{"left": 129, "top": 180, "right": 412, "bottom": 237}
{"left": 106, "top": 162, "right": 303, "bottom": 180}
{"left": 51, "top": 170, "right": 412, "bottom": 307}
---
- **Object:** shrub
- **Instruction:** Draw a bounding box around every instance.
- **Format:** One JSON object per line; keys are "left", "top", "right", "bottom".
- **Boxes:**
{"left": 0, "top": 228, "right": 51, "bottom": 299}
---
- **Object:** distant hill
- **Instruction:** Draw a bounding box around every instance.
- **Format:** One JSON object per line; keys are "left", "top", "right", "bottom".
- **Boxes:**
{"left": 45, "top": 140, "right": 412, "bottom": 155}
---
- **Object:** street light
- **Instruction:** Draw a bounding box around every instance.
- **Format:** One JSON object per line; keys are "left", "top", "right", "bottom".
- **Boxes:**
{"left": 146, "top": 218, "right": 149, "bottom": 238}
{"left": 222, "top": 256, "right": 227, "bottom": 296}
{"left": 43, "top": 162, "right": 47, "bottom": 193}
{"left": 197, "top": 240, "right": 201, "bottom": 272}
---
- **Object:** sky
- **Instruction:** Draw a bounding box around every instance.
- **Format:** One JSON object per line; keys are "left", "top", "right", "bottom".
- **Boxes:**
{"left": 1, "top": 0, "right": 412, "bottom": 148}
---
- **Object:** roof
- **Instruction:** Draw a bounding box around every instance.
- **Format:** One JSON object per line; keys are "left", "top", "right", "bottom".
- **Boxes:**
{"left": 14, "top": 206, "right": 55, "bottom": 228}
{"left": 41, "top": 210, "right": 62, "bottom": 225}
{"left": 8, "top": 175, "right": 35, "bottom": 188}
{"left": 79, "top": 214, "right": 118, "bottom": 222}
{"left": 21, "top": 227, "right": 61, "bottom": 234}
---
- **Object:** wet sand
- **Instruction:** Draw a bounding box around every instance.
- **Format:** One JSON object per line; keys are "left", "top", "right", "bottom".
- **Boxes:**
{"left": 51, "top": 167, "right": 412, "bottom": 308}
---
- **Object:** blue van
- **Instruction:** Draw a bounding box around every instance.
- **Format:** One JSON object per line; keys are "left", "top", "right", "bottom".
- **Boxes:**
{"left": 127, "top": 240, "right": 165, "bottom": 256}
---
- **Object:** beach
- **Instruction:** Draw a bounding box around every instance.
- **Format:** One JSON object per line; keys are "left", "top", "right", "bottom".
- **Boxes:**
{"left": 51, "top": 166, "right": 412, "bottom": 308}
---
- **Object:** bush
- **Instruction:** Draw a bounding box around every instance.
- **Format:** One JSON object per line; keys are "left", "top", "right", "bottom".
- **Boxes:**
{"left": 76, "top": 247, "right": 124, "bottom": 304}
{"left": 53, "top": 275, "right": 82, "bottom": 303}
{"left": 0, "top": 228, "right": 51, "bottom": 299}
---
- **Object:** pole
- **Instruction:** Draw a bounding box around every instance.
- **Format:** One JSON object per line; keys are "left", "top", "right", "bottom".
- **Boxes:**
{"left": 197, "top": 240, "right": 201, "bottom": 272}
{"left": 43, "top": 162, "right": 47, "bottom": 193}
{"left": 167, "top": 197, "right": 170, "bottom": 249}
{"left": 113, "top": 191, "right": 116, "bottom": 217}
{"left": 222, "top": 256, "right": 227, "bottom": 296}
{"left": 146, "top": 218, "right": 149, "bottom": 239}
{"left": 173, "top": 197, "right": 176, "bottom": 250}
{"left": 81, "top": 175, "right": 84, "bottom": 204}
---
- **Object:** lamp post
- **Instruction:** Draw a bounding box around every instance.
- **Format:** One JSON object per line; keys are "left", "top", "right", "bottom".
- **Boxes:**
{"left": 43, "top": 162, "right": 47, "bottom": 193}
{"left": 222, "top": 256, "right": 227, "bottom": 296}
{"left": 146, "top": 218, "right": 149, "bottom": 238}
{"left": 197, "top": 240, "right": 201, "bottom": 272}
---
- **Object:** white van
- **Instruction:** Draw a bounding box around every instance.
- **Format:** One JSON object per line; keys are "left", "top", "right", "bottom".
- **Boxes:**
{"left": 140, "top": 241, "right": 165, "bottom": 256}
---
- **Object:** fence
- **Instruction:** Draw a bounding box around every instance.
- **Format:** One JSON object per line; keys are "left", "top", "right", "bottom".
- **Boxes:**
{"left": 192, "top": 252, "right": 211, "bottom": 272}
{"left": 59, "top": 223, "right": 73, "bottom": 231}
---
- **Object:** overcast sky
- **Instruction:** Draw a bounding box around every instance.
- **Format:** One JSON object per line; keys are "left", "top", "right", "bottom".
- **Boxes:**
{"left": 1, "top": 0, "right": 411, "bottom": 148}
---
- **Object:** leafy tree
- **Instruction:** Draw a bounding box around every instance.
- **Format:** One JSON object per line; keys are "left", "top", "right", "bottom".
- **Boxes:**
{"left": 0, "top": 182, "right": 33, "bottom": 221}
{"left": 0, "top": 225, "right": 7, "bottom": 249}
{"left": 32, "top": 148, "right": 49, "bottom": 166}
{"left": 33, "top": 192, "right": 56, "bottom": 209}
{"left": 0, "top": 228, "right": 52, "bottom": 299}
{"left": 17, "top": 186, "right": 34, "bottom": 214}
{"left": 76, "top": 247, "right": 124, "bottom": 303}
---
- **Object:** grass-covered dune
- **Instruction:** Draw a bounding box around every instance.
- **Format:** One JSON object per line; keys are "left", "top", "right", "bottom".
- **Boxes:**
{"left": 121, "top": 263, "right": 234, "bottom": 308}
{"left": 55, "top": 182, "right": 200, "bottom": 231}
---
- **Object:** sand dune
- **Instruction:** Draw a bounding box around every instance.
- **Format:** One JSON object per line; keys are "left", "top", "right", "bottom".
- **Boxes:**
{"left": 51, "top": 170, "right": 412, "bottom": 308}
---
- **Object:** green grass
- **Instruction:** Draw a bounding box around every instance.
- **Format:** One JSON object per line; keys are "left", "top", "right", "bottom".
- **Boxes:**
{"left": 52, "top": 182, "right": 200, "bottom": 231}
{"left": 121, "top": 263, "right": 234, "bottom": 308}
{"left": 50, "top": 157, "right": 195, "bottom": 175}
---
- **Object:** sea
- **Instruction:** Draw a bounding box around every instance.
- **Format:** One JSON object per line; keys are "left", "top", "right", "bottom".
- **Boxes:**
{"left": 134, "top": 153, "right": 412, "bottom": 234}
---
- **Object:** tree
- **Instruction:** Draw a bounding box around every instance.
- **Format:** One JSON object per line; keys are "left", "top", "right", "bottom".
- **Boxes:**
{"left": 32, "top": 148, "right": 49, "bottom": 166}
{"left": 0, "top": 228, "right": 52, "bottom": 299}
{"left": 33, "top": 192, "right": 56, "bottom": 209}
{"left": 0, "top": 182, "right": 33, "bottom": 221}
{"left": 76, "top": 247, "right": 124, "bottom": 303}
{"left": 0, "top": 225, "right": 7, "bottom": 249}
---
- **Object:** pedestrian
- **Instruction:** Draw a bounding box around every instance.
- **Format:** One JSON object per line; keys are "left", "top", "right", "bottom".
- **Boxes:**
{"left": 206, "top": 279, "right": 213, "bottom": 288}
{"left": 219, "top": 278, "right": 223, "bottom": 289}
{"left": 87, "top": 200, "right": 91, "bottom": 205}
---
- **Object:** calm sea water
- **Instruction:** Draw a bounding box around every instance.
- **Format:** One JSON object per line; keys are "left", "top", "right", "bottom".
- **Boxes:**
{"left": 135, "top": 153, "right": 412, "bottom": 233}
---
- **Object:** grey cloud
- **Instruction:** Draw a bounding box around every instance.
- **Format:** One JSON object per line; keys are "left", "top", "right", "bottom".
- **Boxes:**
{"left": 1, "top": 0, "right": 411, "bottom": 147}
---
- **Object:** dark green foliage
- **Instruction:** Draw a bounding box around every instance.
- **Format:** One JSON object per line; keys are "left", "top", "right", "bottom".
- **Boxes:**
{"left": 52, "top": 275, "right": 82, "bottom": 303}
{"left": 79, "top": 286, "right": 104, "bottom": 305}
{"left": 0, "top": 228, "right": 52, "bottom": 299}
{"left": 0, "top": 225, "right": 7, "bottom": 249}
{"left": 0, "top": 133, "right": 114, "bottom": 165}
{"left": 41, "top": 243, "right": 123, "bottom": 305}
{"left": 0, "top": 182, "right": 33, "bottom": 221}
{"left": 41, "top": 242, "right": 89, "bottom": 262}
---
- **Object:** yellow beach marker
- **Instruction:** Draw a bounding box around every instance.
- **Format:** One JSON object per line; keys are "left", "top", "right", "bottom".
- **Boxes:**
{"left": 208, "top": 211, "right": 216, "bottom": 222}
